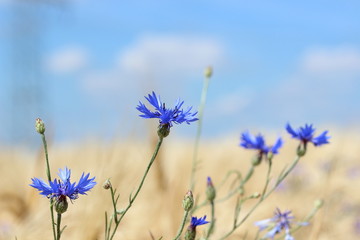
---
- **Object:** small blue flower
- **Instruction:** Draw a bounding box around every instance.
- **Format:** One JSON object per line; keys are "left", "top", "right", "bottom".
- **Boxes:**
{"left": 286, "top": 123, "right": 330, "bottom": 146}
{"left": 136, "top": 91, "right": 198, "bottom": 129}
{"left": 255, "top": 208, "right": 308, "bottom": 240}
{"left": 30, "top": 167, "right": 96, "bottom": 202}
{"left": 189, "top": 215, "right": 209, "bottom": 229}
{"left": 240, "top": 131, "right": 283, "bottom": 155}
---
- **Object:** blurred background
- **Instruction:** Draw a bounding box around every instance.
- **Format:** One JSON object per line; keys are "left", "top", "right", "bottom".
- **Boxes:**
{"left": 1, "top": 0, "right": 360, "bottom": 239}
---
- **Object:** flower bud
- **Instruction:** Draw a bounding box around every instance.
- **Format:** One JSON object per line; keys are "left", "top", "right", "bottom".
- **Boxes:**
{"left": 297, "top": 143, "right": 307, "bottom": 157}
{"left": 103, "top": 179, "right": 112, "bottom": 190}
{"left": 250, "top": 192, "right": 261, "bottom": 198}
{"left": 252, "top": 153, "right": 262, "bottom": 166}
{"left": 35, "top": 118, "right": 45, "bottom": 134}
{"left": 157, "top": 123, "right": 170, "bottom": 139}
{"left": 314, "top": 199, "right": 324, "bottom": 208}
{"left": 55, "top": 197, "right": 68, "bottom": 214}
{"left": 182, "top": 190, "right": 194, "bottom": 212}
{"left": 206, "top": 177, "right": 216, "bottom": 202}
{"left": 204, "top": 66, "right": 213, "bottom": 79}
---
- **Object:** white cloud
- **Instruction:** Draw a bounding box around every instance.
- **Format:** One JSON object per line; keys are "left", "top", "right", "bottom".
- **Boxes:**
{"left": 118, "top": 34, "right": 224, "bottom": 77}
{"left": 46, "top": 46, "right": 89, "bottom": 74}
{"left": 300, "top": 46, "right": 360, "bottom": 76}
{"left": 81, "top": 34, "right": 225, "bottom": 98}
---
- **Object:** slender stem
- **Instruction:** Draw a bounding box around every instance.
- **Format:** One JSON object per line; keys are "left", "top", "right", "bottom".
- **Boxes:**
{"left": 56, "top": 213, "right": 62, "bottom": 240}
{"left": 105, "top": 212, "right": 108, "bottom": 240}
{"left": 261, "top": 160, "right": 272, "bottom": 200}
{"left": 110, "top": 186, "right": 118, "bottom": 224}
{"left": 173, "top": 210, "right": 190, "bottom": 240}
{"left": 217, "top": 156, "right": 301, "bottom": 240}
{"left": 40, "top": 133, "right": 56, "bottom": 240}
{"left": 189, "top": 74, "right": 211, "bottom": 191}
{"left": 109, "top": 137, "right": 164, "bottom": 240}
{"left": 41, "top": 134, "right": 52, "bottom": 182}
{"left": 205, "top": 201, "right": 215, "bottom": 239}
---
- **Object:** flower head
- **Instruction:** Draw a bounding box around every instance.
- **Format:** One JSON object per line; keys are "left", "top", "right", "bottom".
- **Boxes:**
{"left": 185, "top": 215, "right": 209, "bottom": 240}
{"left": 30, "top": 167, "right": 96, "bottom": 213}
{"left": 136, "top": 92, "right": 198, "bottom": 137}
{"left": 240, "top": 132, "right": 283, "bottom": 154}
{"left": 286, "top": 123, "right": 330, "bottom": 146}
{"left": 255, "top": 208, "right": 308, "bottom": 240}
{"left": 240, "top": 131, "right": 283, "bottom": 164}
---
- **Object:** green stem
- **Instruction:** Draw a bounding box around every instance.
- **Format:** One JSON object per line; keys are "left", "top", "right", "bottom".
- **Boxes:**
{"left": 261, "top": 160, "right": 272, "bottom": 200}
{"left": 205, "top": 201, "right": 215, "bottom": 239}
{"left": 189, "top": 74, "right": 211, "bottom": 191}
{"left": 109, "top": 137, "right": 164, "bottom": 240}
{"left": 217, "top": 156, "right": 301, "bottom": 240}
{"left": 110, "top": 186, "right": 118, "bottom": 224}
{"left": 173, "top": 210, "right": 190, "bottom": 240}
{"left": 193, "top": 166, "right": 254, "bottom": 213}
{"left": 41, "top": 134, "right": 52, "bottom": 182}
{"left": 56, "top": 213, "right": 62, "bottom": 240}
{"left": 40, "top": 133, "right": 56, "bottom": 240}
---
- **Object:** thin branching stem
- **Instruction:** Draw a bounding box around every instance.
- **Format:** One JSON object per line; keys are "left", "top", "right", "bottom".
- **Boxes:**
{"left": 218, "top": 155, "right": 301, "bottom": 240}
{"left": 108, "top": 137, "right": 164, "bottom": 240}
{"left": 194, "top": 165, "right": 254, "bottom": 213}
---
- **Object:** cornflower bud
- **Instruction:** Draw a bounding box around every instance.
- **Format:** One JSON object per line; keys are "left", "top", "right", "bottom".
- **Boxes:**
{"left": 204, "top": 66, "right": 213, "bottom": 79}
{"left": 35, "top": 118, "right": 45, "bottom": 134}
{"left": 157, "top": 123, "right": 170, "bottom": 139}
{"left": 297, "top": 143, "right": 307, "bottom": 157}
{"left": 182, "top": 190, "right": 194, "bottom": 212}
{"left": 206, "top": 177, "right": 216, "bottom": 202}
{"left": 314, "top": 199, "right": 324, "bottom": 208}
{"left": 55, "top": 196, "right": 68, "bottom": 214}
{"left": 250, "top": 192, "right": 261, "bottom": 198}
{"left": 103, "top": 179, "right": 112, "bottom": 190}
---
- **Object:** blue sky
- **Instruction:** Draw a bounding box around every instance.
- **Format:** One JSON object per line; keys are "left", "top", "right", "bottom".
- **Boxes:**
{"left": 1, "top": 0, "right": 360, "bottom": 144}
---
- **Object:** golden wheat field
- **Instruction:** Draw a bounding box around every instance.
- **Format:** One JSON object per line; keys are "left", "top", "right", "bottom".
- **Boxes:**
{"left": 0, "top": 128, "right": 359, "bottom": 240}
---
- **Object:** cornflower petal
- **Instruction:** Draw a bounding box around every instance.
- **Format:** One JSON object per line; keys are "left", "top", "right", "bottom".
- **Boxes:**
{"left": 271, "top": 137, "right": 283, "bottom": 154}
{"left": 58, "top": 167, "right": 71, "bottom": 183}
{"left": 76, "top": 173, "right": 97, "bottom": 194}
{"left": 190, "top": 215, "right": 209, "bottom": 227}
{"left": 30, "top": 178, "right": 53, "bottom": 197}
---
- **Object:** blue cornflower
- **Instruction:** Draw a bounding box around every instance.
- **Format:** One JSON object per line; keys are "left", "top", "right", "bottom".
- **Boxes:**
{"left": 30, "top": 167, "right": 96, "bottom": 213}
{"left": 136, "top": 91, "right": 198, "bottom": 137}
{"left": 286, "top": 123, "right": 330, "bottom": 146}
{"left": 255, "top": 208, "right": 308, "bottom": 240}
{"left": 240, "top": 131, "right": 283, "bottom": 165}
{"left": 185, "top": 215, "right": 209, "bottom": 240}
